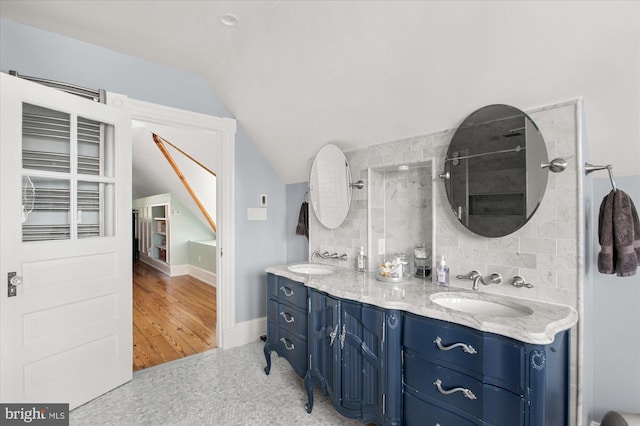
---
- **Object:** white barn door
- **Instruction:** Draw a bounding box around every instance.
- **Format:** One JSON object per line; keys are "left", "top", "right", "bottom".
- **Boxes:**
{"left": 0, "top": 73, "right": 132, "bottom": 409}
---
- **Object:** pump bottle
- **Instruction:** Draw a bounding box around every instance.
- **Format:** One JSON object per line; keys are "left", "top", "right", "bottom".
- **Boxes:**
{"left": 356, "top": 247, "right": 367, "bottom": 272}
{"left": 437, "top": 256, "right": 449, "bottom": 287}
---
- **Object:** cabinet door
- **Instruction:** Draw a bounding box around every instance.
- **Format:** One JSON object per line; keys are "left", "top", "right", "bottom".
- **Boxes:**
{"left": 323, "top": 294, "right": 341, "bottom": 406}
{"left": 340, "top": 300, "right": 384, "bottom": 422}
{"left": 306, "top": 290, "right": 341, "bottom": 412}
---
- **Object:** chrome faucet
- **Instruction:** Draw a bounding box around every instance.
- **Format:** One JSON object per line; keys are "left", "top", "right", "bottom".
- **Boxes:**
{"left": 456, "top": 271, "right": 503, "bottom": 291}
{"left": 311, "top": 251, "right": 347, "bottom": 261}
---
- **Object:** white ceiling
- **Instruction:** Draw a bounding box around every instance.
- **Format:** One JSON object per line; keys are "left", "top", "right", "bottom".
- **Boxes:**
{"left": 1, "top": 1, "right": 638, "bottom": 183}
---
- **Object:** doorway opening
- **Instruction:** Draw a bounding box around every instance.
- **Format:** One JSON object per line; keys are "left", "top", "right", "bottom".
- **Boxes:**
{"left": 128, "top": 106, "right": 232, "bottom": 370}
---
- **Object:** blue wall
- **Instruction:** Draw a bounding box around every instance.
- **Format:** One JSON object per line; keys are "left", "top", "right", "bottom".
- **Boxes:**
{"left": 0, "top": 18, "right": 288, "bottom": 323}
{"left": 588, "top": 175, "right": 640, "bottom": 421}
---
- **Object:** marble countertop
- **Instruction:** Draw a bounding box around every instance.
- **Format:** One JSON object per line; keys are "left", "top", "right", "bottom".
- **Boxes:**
{"left": 266, "top": 263, "right": 578, "bottom": 345}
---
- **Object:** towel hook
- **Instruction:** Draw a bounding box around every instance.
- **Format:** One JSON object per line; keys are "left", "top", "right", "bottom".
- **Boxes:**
{"left": 585, "top": 162, "right": 617, "bottom": 192}
{"left": 349, "top": 180, "right": 365, "bottom": 190}
{"left": 540, "top": 158, "right": 568, "bottom": 173}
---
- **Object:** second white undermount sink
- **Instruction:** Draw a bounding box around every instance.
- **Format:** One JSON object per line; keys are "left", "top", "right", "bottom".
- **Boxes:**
{"left": 288, "top": 263, "right": 336, "bottom": 275}
{"left": 430, "top": 293, "right": 532, "bottom": 318}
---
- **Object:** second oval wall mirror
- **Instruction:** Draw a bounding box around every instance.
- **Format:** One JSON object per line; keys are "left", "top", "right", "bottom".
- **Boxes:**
{"left": 309, "top": 143, "right": 353, "bottom": 229}
{"left": 444, "top": 104, "right": 549, "bottom": 238}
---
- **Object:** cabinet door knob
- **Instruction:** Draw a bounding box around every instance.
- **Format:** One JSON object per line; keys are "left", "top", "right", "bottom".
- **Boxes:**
{"left": 433, "top": 336, "right": 477, "bottom": 355}
{"left": 433, "top": 379, "right": 477, "bottom": 400}
{"left": 329, "top": 324, "right": 339, "bottom": 346}
{"left": 339, "top": 324, "right": 346, "bottom": 349}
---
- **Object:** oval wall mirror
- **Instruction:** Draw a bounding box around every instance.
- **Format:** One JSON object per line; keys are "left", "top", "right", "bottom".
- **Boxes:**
{"left": 309, "top": 144, "right": 353, "bottom": 229}
{"left": 444, "top": 104, "right": 549, "bottom": 238}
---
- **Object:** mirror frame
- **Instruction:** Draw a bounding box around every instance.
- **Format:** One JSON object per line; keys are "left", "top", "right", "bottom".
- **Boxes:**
{"left": 444, "top": 104, "right": 549, "bottom": 238}
{"left": 309, "top": 143, "right": 353, "bottom": 229}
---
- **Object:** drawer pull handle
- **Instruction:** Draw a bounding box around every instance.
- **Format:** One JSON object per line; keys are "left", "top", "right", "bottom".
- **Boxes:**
{"left": 329, "top": 324, "right": 339, "bottom": 346}
{"left": 280, "top": 337, "right": 295, "bottom": 351}
{"left": 433, "top": 379, "right": 477, "bottom": 400}
{"left": 279, "top": 311, "right": 295, "bottom": 323}
{"left": 279, "top": 286, "right": 294, "bottom": 297}
{"left": 433, "top": 336, "right": 477, "bottom": 355}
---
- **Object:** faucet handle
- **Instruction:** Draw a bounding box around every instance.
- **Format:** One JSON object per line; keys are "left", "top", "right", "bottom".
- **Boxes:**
{"left": 456, "top": 271, "right": 480, "bottom": 280}
{"left": 511, "top": 275, "right": 533, "bottom": 288}
{"left": 486, "top": 273, "right": 502, "bottom": 285}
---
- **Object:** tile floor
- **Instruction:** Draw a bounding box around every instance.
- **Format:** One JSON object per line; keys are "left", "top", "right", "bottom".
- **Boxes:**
{"left": 70, "top": 340, "right": 363, "bottom": 425}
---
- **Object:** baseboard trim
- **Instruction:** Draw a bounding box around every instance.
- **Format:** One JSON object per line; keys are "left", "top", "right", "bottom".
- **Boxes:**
{"left": 137, "top": 260, "right": 217, "bottom": 287}
{"left": 138, "top": 254, "right": 170, "bottom": 275}
{"left": 221, "top": 317, "right": 267, "bottom": 350}
{"left": 170, "top": 264, "right": 189, "bottom": 277}
{"left": 188, "top": 265, "right": 216, "bottom": 287}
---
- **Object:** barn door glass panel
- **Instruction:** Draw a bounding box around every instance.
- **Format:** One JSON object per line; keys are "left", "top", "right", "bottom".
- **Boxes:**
{"left": 77, "top": 181, "right": 115, "bottom": 238}
{"left": 22, "top": 103, "right": 71, "bottom": 173}
{"left": 21, "top": 102, "right": 117, "bottom": 242}
{"left": 77, "top": 116, "right": 101, "bottom": 175}
{"left": 21, "top": 176, "right": 71, "bottom": 241}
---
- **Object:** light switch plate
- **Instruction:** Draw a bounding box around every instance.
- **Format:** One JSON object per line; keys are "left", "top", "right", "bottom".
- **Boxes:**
{"left": 248, "top": 208, "right": 267, "bottom": 221}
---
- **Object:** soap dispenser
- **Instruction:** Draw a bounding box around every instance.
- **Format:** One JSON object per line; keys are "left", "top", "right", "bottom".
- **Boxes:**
{"left": 437, "top": 256, "right": 449, "bottom": 287}
{"left": 356, "top": 247, "right": 367, "bottom": 272}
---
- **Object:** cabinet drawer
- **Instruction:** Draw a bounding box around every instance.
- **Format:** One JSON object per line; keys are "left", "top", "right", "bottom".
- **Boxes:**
{"left": 403, "top": 313, "right": 524, "bottom": 391}
{"left": 267, "top": 298, "right": 307, "bottom": 339}
{"left": 404, "top": 353, "right": 525, "bottom": 425}
{"left": 404, "top": 390, "right": 475, "bottom": 426}
{"left": 268, "top": 275, "right": 307, "bottom": 310}
{"left": 274, "top": 327, "right": 308, "bottom": 378}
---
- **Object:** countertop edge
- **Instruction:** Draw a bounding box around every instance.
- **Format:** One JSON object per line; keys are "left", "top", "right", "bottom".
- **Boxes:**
{"left": 266, "top": 265, "right": 578, "bottom": 345}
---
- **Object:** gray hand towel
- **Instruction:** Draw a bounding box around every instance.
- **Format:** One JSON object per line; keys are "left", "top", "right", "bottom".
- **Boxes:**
{"left": 598, "top": 191, "right": 615, "bottom": 274}
{"left": 598, "top": 189, "right": 640, "bottom": 276}
{"left": 295, "top": 201, "right": 309, "bottom": 239}
{"left": 613, "top": 190, "right": 640, "bottom": 276}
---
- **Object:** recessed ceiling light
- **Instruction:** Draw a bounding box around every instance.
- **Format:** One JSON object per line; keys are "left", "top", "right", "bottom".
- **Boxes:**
{"left": 220, "top": 13, "right": 238, "bottom": 27}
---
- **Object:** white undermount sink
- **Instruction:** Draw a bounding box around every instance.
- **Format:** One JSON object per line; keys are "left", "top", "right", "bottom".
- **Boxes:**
{"left": 288, "top": 263, "right": 336, "bottom": 275}
{"left": 430, "top": 293, "right": 533, "bottom": 318}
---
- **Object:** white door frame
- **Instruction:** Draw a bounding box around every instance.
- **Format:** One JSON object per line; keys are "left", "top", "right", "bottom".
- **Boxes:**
{"left": 119, "top": 97, "right": 236, "bottom": 349}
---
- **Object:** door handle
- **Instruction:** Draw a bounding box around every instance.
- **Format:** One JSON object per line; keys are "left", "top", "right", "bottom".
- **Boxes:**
{"left": 8, "top": 272, "right": 23, "bottom": 297}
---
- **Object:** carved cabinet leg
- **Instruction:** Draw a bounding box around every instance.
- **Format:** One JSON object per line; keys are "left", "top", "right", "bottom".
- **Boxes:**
{"left": 303, "top": 372, "right": 314, "bottom": 413}
{"left": 263, "top": 343, "right": 272, "bottom": 375}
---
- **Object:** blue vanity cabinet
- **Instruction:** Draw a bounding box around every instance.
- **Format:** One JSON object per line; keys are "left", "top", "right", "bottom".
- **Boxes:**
{"left": 263, "top": 272, "right": 570, "bottom": 426}
{"left": 402, "top": 313, "right": 569, "bottom": 426}
{"left": 304, "top": 289, "right": 403, "bottom": 426}
{"left": 263, "top": 274, "right": 309, "bottom": 378}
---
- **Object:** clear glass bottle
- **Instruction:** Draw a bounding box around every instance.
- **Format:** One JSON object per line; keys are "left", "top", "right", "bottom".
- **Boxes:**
{"left": 436, "top": 256, "right": 449, "bottom": 287}
{"left": 356, "top": 247, "right": 367, "bottom": 272}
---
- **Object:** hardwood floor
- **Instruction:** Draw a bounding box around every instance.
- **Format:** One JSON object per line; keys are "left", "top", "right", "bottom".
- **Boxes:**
{"left": 132, "top": 261, "right": 217, "bottom": 371}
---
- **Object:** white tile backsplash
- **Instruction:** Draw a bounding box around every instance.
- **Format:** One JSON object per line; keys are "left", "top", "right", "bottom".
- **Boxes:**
{"left": 309, "top": 100, "right": 581, "bottom": 314}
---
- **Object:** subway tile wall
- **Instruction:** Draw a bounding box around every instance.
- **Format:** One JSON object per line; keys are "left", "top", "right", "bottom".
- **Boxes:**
{"left": 309, "top": 100, "right": 581, "bottom": 310}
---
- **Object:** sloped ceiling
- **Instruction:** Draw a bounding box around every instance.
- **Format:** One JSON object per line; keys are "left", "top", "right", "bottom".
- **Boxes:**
{"left": 1, "top": 1, "right": 638, "bottom": 183}
{"left": 131, "top": 121, "right": 220, "bottom": 230}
